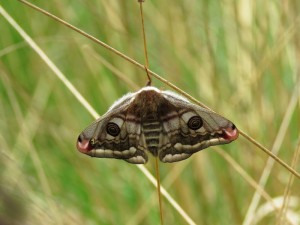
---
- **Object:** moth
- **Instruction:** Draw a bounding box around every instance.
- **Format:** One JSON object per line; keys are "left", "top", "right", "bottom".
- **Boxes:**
{"left": 77, "top": 86, "right": 239, "bottom": 164}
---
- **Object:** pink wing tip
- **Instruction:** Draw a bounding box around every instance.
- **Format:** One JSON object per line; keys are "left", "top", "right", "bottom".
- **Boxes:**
{"left": 223, "top": 125, "right": 239, "bottom": 141}
{"left": 76, "top": 136, "right": 93, "bottom": 153}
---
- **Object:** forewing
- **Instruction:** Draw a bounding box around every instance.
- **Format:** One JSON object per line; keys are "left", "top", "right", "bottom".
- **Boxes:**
{"left": 158, "top": 91, "right": 239, "bottom": 163}
{"left": 76, "top": 93, "right": 148, "bottom": 164}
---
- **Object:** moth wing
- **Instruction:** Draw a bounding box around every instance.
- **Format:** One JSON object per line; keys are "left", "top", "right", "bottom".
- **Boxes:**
{"left": 158, "top": 91, "right": 239, "bottom": 163}
{"left": 76, "top": 93, "right": 148, "bottom": 164}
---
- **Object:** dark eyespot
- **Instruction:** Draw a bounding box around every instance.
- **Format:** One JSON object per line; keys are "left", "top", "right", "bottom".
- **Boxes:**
{"left": 187, "top": 116, "right": 203, "bottom": 130}
{"left": 106, "top": 122, "right": 120, "bottom": 136}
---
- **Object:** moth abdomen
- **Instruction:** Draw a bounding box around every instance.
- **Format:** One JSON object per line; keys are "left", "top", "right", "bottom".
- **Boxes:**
{"left": 142, "top": 120, "right": 162, "bottom": 156}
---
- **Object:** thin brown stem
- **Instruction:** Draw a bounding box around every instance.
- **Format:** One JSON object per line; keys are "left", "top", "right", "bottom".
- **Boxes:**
{"left": 139, "top": 1, "right": 151, "bottom": 85}
{"left": 155, "top": 157, "right": 164, "bottom": 225}
{"left": 240, "top": 129, "right": 300, "bottom": 180}
{"left": 144, "top": 66, "right": 151, "bottom": 86}
{"left": 139, "top": 1, "right": 162, "bottom": 224}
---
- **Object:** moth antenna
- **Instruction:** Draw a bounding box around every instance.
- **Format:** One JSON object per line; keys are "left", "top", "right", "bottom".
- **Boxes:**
{"left": 138, "top": 0, "right": 152, "bottom": 86}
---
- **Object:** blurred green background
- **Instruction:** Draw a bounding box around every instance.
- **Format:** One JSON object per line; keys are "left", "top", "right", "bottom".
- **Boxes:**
{"left": 0, "top": 1, "right": 299, "bottom": 224}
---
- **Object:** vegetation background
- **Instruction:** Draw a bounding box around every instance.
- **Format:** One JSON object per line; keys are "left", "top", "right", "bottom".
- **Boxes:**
{"left": 0, "top": 0, "right": 299, "bottom": 224}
